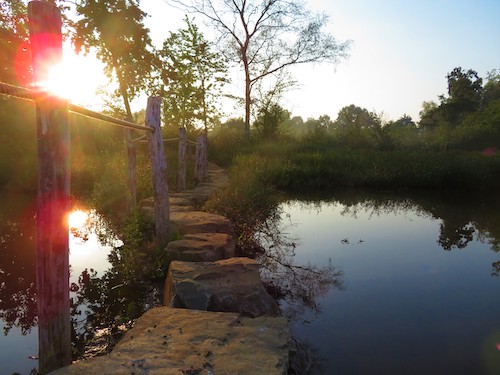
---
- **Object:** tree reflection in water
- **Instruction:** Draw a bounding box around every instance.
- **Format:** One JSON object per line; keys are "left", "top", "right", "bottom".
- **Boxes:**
{"left": 492, "top": 261, "right": 500, "bottom": 277}
{"left": 320, "top": 189, "right": 500, "bottom": 280}
{"left": 1, "top": 189, "right": 500, "bottom": 371}
{"left": 0, "top": 209, "right": 37, "bottom": 337}
{"left": 70, "top": 213, "right": 163, "bottom": 359}
{"left": 0, "top": 207, "right": 164, "bottom": 363}
{"left": 231, "top": 201, "right": 345, "bottom": 319}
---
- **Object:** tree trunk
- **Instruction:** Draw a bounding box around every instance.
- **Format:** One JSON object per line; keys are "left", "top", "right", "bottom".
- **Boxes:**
{"left": 242, "top": 49, "right": 251, "bottom": 143}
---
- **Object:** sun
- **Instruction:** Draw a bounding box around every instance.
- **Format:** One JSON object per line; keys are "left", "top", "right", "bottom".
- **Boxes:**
{"left": 68, "top": 210, "right": 89, "bottom": 230}
{"left": 38, "top": 44, "right": 108, "bottom": 107}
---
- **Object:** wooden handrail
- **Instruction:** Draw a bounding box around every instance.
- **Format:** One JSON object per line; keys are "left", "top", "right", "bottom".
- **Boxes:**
{"left": 0, "top": 81, "right": 154, "bottom": 132}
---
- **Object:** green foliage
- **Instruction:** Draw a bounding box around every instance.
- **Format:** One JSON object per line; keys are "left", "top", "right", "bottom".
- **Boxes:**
{"left": 204, "top": 154, "right": 282, "bottom": 255}
{"left": 269, "top": 148, "right": 500, "bottom": 191}
{"left": 208, "top": 126, "right": 500, "bottom": 194}
{"left": 159, "top": 16, "right": 227, "bottom": 133}
{"left": 484, "top": 69, "right": 500, "bottom": 104}
{"left": 173, "top": 0, "right": 350, "bottom": 140}
{"left": 0, "top": 96, "right": 37, "bottom": 190}
{"left": 0, "top": 0, "right": 31, "bottom": 85}
{"left": 253, "top": 101, "right": 290, "bottom": 140}
{"left": 334, "top": 104, "right": 381, "bottom": 131}
{"left": 73, "top": 0, "right": 156, "bottom": 121}
{"left": 417, "top": 67, "right": 500, "bottom": 150}
{"left": 207, "top": 117, "right": 248, "bottom": 166}
{"left": 444, "top": 67, "right": 483, "bottom": 123}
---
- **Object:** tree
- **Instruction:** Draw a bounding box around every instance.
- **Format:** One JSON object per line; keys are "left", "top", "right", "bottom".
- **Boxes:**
{"left": 282, "top": 115, "right": 305, "bottom": 137}
{"left": 159, "top": 17, "right": 227, "bottom": 134}
{"left": 73, "top": 0, "right": 156, "bottom": 117}
{"left": 253, "top": 100, "right": 289, "bottom": 139}
{"left": 0, "top": 0, "right": 31, "bottom": 85}
{"left": 483, "top": 69, "right": 500, "bottom": 105}
{"left": 73, "top": 0, "right": 156, "bottom": 211}
{"left": 302, "top": 115, "right": 333, "bottom": 136}
{"left": 334, "top": 104, "right": 381, "bottom": 131}
{"left": 442, "top": 67, "right": 483, "bottom": 124}
{"left": 383, "top": 114, "right": 419, "bottom": 150}
{"left": 386, "top": 114, "right": 417, "bottom": 130}
{"left": 170, "top": 0, "right": 350, "bottom": 141}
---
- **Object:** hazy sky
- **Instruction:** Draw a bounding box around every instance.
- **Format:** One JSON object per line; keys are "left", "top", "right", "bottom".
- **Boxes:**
{"left": 70, "top": 0, "right": 500, "bottom": 122}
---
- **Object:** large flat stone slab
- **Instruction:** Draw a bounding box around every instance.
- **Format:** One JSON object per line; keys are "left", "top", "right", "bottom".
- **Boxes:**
{"left": 139, "top": 196, "right": 193, "bottom": 208}
{"left": 49, "top": 307, "right": 290, "bottom": 375}
{"left": 164, "top": 258, "right": 281, "bottom": 317}
{"left": 165, "top": 233, "right": 235, "bottom": 263}
{"left": 170, "top": 210, "right": 235, "bottom": 237}
{"left": 139, "top": 196, "right": 194, "bottom": 218}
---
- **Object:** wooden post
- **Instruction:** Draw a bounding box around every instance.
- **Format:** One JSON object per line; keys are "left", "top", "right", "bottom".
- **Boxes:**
{"left": 195, "top": 133, "right": 208, "bottom": 183}
{"left": 202, "top": 132, "right": 208, "bottom": 181}
{"left": 146, "top": 97, "right": 170, "bottom": 248}
{"left": 125, "top": 128, "right": 137, "bottom": 213}
{"left": 28, "top": 1, "right": 72, "bottom": 373}
{"left": 178, "top": 127, "right": 186, "bottom": 191}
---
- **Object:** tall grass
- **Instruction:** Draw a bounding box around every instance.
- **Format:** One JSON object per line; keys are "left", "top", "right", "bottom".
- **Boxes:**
{"left": 208, "top": 136, "right": 500, "bottom": 192}
{"left": 204, "top": 154, "right": 282, "bottom": 255}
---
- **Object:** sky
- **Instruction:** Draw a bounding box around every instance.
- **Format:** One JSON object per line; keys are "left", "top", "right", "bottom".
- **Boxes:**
{"left": 61, "top": 0, "right": 500, "bottom": 122}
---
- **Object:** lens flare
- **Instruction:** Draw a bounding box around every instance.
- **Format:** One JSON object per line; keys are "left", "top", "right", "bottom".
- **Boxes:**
{"left": 68, "top": 210, "right": 89, "bottom": 230}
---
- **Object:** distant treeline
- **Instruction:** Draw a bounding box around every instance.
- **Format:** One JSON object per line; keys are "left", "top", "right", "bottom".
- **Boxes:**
{"left": 208, "top": 67, "right": 500, "bottom": 193}
{"left": 211, "top": 67, "right": 500, "bottom": 155}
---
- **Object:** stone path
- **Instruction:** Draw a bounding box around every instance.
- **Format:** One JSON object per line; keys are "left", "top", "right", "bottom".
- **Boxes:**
{"left": 50, "top": 163, "right": 290, "bottom": 375}
{"left": 50, "top": 307, "right": 289, "bottom": 375}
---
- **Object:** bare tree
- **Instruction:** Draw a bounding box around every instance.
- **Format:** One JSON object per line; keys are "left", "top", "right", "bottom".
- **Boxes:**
{"left": 170, "top": 0, "right": 350, "bottom": 141}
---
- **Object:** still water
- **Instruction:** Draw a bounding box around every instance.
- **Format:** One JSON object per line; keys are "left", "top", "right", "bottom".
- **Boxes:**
{"left": 2, "top": 190, "right": 500, "bottom": 374}
{"left": 0, "top": 193, "right": 112, "bottom": 375}
{"left": 277, "top": 191, "right": 500, "bottom": 374}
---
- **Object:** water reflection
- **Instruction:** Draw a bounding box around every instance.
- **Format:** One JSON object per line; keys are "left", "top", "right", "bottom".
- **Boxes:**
{"left": 2, "top": 188, "right": 499, "bottom": 374}
{"left": 291, "top": 189, "right": 500, "bottom": 259}
{"left": 0, "top": 197, "right": 37, "bottom": 338}
{"left": 69, "top": 213, "right": 163, "bottom": 359}
{"left": 248, "top": 203, "right": 344, "bottom": 374}
{"left": 0, "top": 197, "right": 163, "bottom": 373}
{"left": 280, "top": 189, "right": 500, "bottom": 375}
{"left": 237, "top": 200, "right": 344, "bottom": 319}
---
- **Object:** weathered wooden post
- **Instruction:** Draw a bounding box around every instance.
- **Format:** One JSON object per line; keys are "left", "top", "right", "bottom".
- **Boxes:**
{"left": 28, "top": 1, "right": 72, "bottom": 373}
{"left": 146, "top": 97, "right": 170, "bottom": 248}
{"left": 125, "top": 127, "right": 137, "bottom": 213}
{"left": 178, "top": 127, "right": 187, "bottom": 191}
{"left": 195, "top": 133, "right": 208, "bottom": 183}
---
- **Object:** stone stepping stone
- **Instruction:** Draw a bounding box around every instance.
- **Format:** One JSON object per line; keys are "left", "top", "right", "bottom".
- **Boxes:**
{"left": 139, "top": 196, "right": 194, "bottom": 217}
{"left": 164, "top": 258, "right": 280, "bottom": 318}
{"left": 49, "top": 307, "right": 289, "bottom": 375}
{"left": 165, "top": 233, "right": 235, "bottom": 264}
{"left": 170, "top": 210, "right": 235, "bottom": 237}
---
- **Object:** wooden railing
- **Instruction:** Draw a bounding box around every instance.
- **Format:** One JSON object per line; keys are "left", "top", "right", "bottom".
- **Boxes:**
{"left": 0, "top": 1, "right": 207, "bottom": 373}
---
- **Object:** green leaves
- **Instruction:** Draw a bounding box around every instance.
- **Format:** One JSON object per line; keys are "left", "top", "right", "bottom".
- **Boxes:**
{"left": 73, "top": 0, "right": 156, "bottom": 101}
{"left": 158, "top": 16, "right": 227, "bottom": 132}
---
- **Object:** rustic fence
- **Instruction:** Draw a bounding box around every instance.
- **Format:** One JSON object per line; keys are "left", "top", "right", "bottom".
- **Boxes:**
{"left": 0, "top": 1, "right": 207, "bottom": 373}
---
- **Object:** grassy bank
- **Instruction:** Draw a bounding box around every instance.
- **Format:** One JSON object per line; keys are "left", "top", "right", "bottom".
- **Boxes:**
{"left": 209, "top": 138, "right": 500, "bottom": 193}
{"left": 269, "top": 148, "right": 500, "bottom": 191}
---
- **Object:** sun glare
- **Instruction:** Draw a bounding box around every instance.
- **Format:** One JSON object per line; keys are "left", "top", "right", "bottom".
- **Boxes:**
{"left": 38, "top": 46, "right": 107, "bottom": 107}
{"left": 68, "top": 210, "right": 89, "bottom": 230}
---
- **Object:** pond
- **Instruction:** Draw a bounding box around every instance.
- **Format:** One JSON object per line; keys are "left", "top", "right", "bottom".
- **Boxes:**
{"left": 0, "top": 193, "right": 114, "bottom": 375}
{"left": 274, "top": 190, "right": 500, "bottom": 375}
{"left": 2, "top": 189, "right": 500, "bottom": 374}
